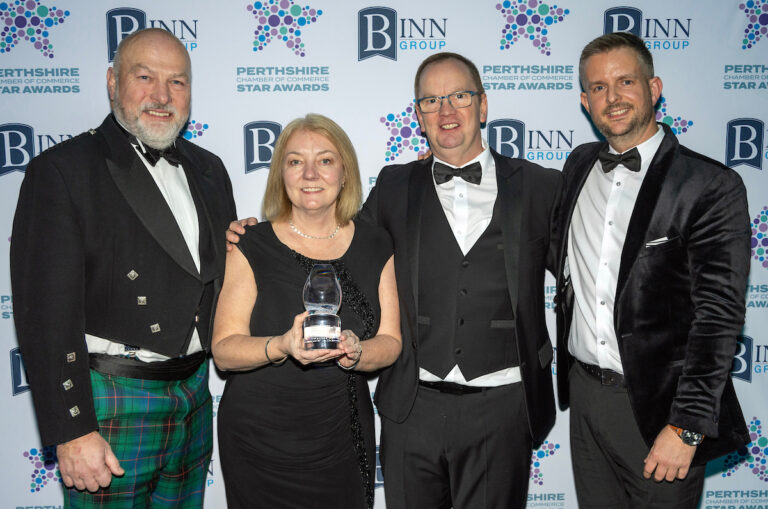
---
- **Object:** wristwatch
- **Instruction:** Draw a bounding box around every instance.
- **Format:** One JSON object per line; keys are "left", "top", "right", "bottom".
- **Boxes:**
{"left": 669, "top": 425, "right": 704, "bottom": 446}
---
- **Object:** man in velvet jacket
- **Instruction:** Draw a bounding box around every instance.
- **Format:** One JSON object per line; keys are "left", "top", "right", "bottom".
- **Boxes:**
{"left": 554, "top": 32, "right": 750, "bottom": 508}
{"left": 361, "top": 52, "right": 561, "bottom": 509}
{"left": 11, "top": 29, "right": 236, "bottom": 506}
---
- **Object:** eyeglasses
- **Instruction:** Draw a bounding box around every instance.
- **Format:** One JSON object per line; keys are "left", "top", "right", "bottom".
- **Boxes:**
{"left": 415, "top": 90, "right": 482, "bottom": 113}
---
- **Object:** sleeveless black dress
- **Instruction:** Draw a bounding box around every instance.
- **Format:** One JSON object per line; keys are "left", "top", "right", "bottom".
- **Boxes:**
{"left": 217, "top": 221, "right": 392, "bottom": 509}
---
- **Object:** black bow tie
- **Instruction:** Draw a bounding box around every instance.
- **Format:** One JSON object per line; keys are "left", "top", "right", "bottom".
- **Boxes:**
{"left": 132, "top": 137, "right": 182, "bottom": 167}
{"left": 433, "top": 161, "right": 482, "bottom": 185}
{"left": 598, "top": 147, "right": 641, "bottom": 173}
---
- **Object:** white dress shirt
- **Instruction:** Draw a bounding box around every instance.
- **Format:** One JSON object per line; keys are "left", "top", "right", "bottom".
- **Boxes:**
{"left": 86, "top": 138, "right": 203, "bottom": 362}
{"left": 567, "top": 126, "right": 665, "bottom": 373}
{"left": 419, "top": 141, "right": 522, "bottom": 387}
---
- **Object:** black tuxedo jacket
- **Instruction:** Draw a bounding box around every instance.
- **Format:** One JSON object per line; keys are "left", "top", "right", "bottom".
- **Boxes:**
{"left": 362, "top": 150, "right": 562, "bottom": 443}
{"left": 11, "top": 115, "right": 237, "bottom": 446}
{"left": 554, "top": 123, "right": 750, "bottom": 463}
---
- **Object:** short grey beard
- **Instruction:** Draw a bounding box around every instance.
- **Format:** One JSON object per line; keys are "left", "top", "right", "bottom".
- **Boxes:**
{"left": 112, "top": 84, "right": 187, "bottom": 150}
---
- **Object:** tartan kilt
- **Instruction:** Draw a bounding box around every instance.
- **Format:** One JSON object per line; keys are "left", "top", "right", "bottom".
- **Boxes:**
{"left": 64, "top": 361, "right": 213, "bottom": 508}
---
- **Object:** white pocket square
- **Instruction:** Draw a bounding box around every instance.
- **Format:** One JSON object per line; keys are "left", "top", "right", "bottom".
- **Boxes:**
{"left": 645, "top": 237, "right": 669, "bottom": 247}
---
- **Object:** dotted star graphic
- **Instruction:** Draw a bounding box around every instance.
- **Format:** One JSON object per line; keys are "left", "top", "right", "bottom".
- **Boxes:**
{"left": 654, "top": 96, "right": 692, "bottom": 136}
{"left": 721, "top": 417, "right": 768, "bottom": 481}
{"left": 496, "top": 0, "right": 569, "bottom": 56}
{"left": 380, "top": 104, "right": 428, "bottom": 162}
{"left": 0, "top": 0, "right": 69, "bottom": 58}
{"left": 247, "top": 0, "right": 322, "bottom": 57}
{"left": 529, "top": 440, "right": 560, "bottom": 486}
{"left": 751, "top": 207, "right": 768, "bottom": 270}
{"left": 739, "top": 0, "right": 768, "bottom": 49}
{"left": 184, "top": 120, "right": 209, "bottom": 140}
{"left": 23, "top": 446, "right": 61, "bottom": 493}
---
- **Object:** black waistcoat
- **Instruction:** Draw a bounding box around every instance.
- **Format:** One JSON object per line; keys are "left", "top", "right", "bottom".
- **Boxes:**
{"left": 417, "top": 183, "right": 519, "bottom": 380}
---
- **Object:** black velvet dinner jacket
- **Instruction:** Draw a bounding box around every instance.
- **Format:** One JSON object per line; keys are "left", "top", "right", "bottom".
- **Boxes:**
{"left": 11, "top": 115, "right": 237, "bottom": 446}
{"left": 362, "top": 150, "right": 562, "bottom": 444}
{"left": 554, "top": 123, "right": 750, "bottom": 463}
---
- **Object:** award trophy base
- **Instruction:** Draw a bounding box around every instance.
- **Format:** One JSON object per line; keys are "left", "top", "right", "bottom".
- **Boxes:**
{"left": 303, "top": 313, "right": 341, "bottom": 350}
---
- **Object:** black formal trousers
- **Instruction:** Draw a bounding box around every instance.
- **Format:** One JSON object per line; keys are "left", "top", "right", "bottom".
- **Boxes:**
{"left": 380, "top": 382, "right": 530, "bottom": 509}
{"left": 569, "top": 363, "right": 705, "bottom": 509}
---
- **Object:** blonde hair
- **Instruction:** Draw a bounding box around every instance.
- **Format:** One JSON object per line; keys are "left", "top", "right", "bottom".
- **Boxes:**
{"left": 261, "top": 114, "right": 362, "bottom": 224}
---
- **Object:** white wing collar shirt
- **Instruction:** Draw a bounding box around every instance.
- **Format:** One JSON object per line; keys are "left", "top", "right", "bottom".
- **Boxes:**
{"left": 567, "top": 125, "right": 665, "bottom": 374}
{"left": 419, "top": 140, "right": 522, "bottom": 387}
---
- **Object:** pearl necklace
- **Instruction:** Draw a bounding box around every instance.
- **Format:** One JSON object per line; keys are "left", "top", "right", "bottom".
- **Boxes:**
{"left": 289, "top": 220, "right": 341, "bottom": 240}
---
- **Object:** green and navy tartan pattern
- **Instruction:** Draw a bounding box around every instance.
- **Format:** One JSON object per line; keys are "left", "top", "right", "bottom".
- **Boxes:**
{"left": 65, "top": 362, "right": 213, "bottom": 508}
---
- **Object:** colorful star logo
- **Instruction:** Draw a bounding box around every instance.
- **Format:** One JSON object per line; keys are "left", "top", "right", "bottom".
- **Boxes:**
{"left": 752, "top": 207, "right": 768, "bottom": 271}
{"left": 721, "top": 417, "right": 768, "bottom": 481}
{"left": 380, "top": 104, "right": 428, "bottom": 163}
{"left": 23, "top": 446, "right": 61, "bottom": 493}
{"left": 247, "top": 0, "right": 322, "bottom": 57}
{"left": 529, "top": 440, "right": 560, "bottom": 485}
{"left": 654, "top": 96, "right": 692, "bottom": 136}
{"left": 496, "top": 0, "right": 569, "bottom": 56}
{"left": 739, "top": 0, "right": 768, "bottom": 49}
{"left": 0, "top": 0, "right": 69, "bottom": 58}
{"left": 184, "top": 120, "right": 209, "bottom": 140}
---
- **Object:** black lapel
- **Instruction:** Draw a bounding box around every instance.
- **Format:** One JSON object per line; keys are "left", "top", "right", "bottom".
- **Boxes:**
{"left": 177, "top": 143, "right": 220, "bottom": 283}
{"left": 494, "top": 150, "right": 523, "bottom": 310}
{"left": 406, "top": 157, "right": 432, "bottom": 317}
{"left": 99, "top": 116, "right": 200, "bottom": 279}
{"left": 615, "top": 125, "right": 676, "bottom": 303}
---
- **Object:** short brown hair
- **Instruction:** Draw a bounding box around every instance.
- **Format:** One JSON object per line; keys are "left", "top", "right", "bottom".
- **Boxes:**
{"left": 579, "top": 32, "right": 654, "bottom": 89}
{"left": 262, "top": 114, "right": 362, "bottom": 225}
{"left": 413, "top": 52, "right": 484, "bottom": 99}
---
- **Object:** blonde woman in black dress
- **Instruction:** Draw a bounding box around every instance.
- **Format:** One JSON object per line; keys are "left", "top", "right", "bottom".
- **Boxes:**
{"left": 212, "top": 114, "right": 401, "bottom": 509}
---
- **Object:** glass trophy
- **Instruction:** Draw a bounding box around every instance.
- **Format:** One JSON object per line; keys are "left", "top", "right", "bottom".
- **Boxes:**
{"left": 302, "top": 263, "right": 342, "bottom": 349}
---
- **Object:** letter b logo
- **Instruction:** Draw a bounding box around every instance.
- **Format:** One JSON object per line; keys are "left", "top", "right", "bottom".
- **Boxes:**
{"left": 244, "top": 122, "right": 282, "bottom": 173}
{"left": 358, "top": 7, "right": 397, "bottom": 61}
{"left": 604, "top": 7, "right": 642, "bottom": 37}
{"left": 0, "top": 123, "right": 34, "bottom": 175}
{"left": 487, "top": 119, "right": 525, "bottom": 159}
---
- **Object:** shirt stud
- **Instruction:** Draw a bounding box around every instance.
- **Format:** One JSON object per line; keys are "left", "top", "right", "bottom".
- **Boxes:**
{"left": 137, "top": 296, "right": 147, "bottom": 305}
{"left": 150, "top": 323, "right": 161, "bottom": 333}
{"left": 69, "top": 406, "right": 80, "bottom": 417}
{"left": 127, "top": 270, "right": 139, "bottom": 280}
{"left": 62, "top": 379, "right": 73, "bottom": 391}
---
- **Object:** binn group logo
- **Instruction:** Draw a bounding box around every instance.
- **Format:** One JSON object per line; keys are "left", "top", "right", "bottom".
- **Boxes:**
{"left": 726, "top": 118, "right": 765, "bottom": 171}
{"left": 487, "top": 118, "right": 574, "bottom": 163}
{"left": 495, "top": 0, "right": 570, "bottom": 56}
{"left": 731, "top": 334, "right": 768, "bottom": 382}
{"left": 244, "top": 121, "right": 281, "bottom": 173}
{"left": 0, "top": 0, "right": 69, "bottom": 58}
{"left": 247, "top": 0, "right": 322, "bottom": 57}
{"left": 106, "top": 7, "right": 199, "bottom": 62}
{"left": 739, "top": 0, "right": 767, "bottom": 50}
{"left": 0, "top": 123, "right": 74, "bottom": 175}
{"left": 358, "top": 7, "right": 447, "bottom": 61}
{"left": 23, "top": 446, "right": 61, "bottom": 492}
{"left": 721, "top": 416, "right": 768, "bottom": 482}
{"left": 654, "top": 96, "right": 692, "bottom": 136}
{"left": 604, "top": 7, "right": 691, "bottom": 51}
{"left": 379, "top": 103, "right": 427, "bottom": 163}
{"left": 184, "top": 119, "right": 209, "bottom": 140}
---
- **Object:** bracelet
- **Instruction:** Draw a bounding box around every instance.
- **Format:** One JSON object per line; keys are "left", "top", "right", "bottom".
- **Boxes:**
{"left": 337, "top": 343, "right": 362, "bottom": 371}
{"left": 264, "top": 336, "right": 287, "bottom": 366}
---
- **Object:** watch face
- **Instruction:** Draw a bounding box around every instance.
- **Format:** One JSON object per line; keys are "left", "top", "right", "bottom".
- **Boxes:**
{"left": 680, "top": 429, "right": 703, "bottom": 446}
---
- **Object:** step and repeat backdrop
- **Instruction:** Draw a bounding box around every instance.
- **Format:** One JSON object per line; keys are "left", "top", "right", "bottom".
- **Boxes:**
{"left": 1, "top": 0, "right": 767, "bottom": 507}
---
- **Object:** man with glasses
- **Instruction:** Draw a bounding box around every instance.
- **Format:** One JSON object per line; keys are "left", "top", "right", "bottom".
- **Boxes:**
{"left": 362, "top": 52, "right": 562, "bottom": 509}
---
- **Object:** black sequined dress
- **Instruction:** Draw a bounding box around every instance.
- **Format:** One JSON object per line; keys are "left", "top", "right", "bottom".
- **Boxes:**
{"left": 217, "top": 221, "right": 391, "bottom": 509}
